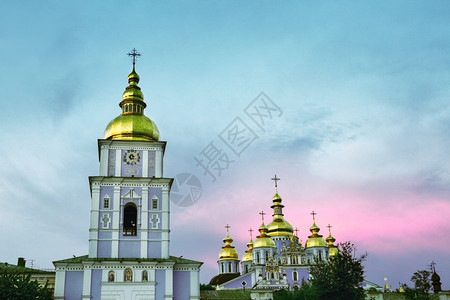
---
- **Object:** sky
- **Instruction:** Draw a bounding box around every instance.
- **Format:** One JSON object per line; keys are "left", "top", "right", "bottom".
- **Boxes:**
{"left": 0, "top": 0, "right": 449, "bottom": 290}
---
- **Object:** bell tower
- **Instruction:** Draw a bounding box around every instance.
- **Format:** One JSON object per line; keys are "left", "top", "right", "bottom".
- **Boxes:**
{"left": 88, "top": 49, "right": 170, "bottom": 259}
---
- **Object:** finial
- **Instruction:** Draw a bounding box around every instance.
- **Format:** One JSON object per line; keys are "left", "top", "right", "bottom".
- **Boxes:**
{"left": 311, "top": 210, "right": 317, "bottom": 222}
{"left": 127, "top": 48, "right": 141, "bottom": 70}
{"left": 430, "top": 261, "right": 436, "bottom": 273}
{"left": 248, "top": 228, "right": 253, "bottom": 238}
{"left": 271, "top": 175, "right": 280, "bottom": 190}
{"left": 225, "top": 224, "right": 231, "bottom": 234}
{"left": 294, "top": 228, "right": 299, "bottom": 237}
{"left": 327, "top": 224, "right": 332, "bottom": 235}
{"left": 259, "top": 211, "right": 266, "bottom": 223}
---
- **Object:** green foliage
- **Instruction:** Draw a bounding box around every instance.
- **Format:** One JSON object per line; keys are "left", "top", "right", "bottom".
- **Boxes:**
{"left": 308, "top": 241, "right": 367, "bottom": 300}
{"left": 0, "top": 270, "right": 53, "bottom": 300}
{"left": 401, "top": 269, "right": 433, "bottom": 300}
{"left": 200, "top": 283, "right": 215, "bottom": 290}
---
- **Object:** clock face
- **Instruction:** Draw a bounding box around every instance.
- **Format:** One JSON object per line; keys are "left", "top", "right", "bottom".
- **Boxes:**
{"left": 123, "top": 150, "right": 140, "bottom": 166}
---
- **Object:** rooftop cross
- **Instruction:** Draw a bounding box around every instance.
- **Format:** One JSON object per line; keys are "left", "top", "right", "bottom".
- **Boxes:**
{"left": 271, "top": 175, "right": 280, "bottom": 188}
{"left": 259, "top": 211, "right": 266, "bottom": 223}
{"left": 225, "top": 224, "right": 231, "bottom": 234}
{"left": 294, "top": 228, "right": 299, "bottom": 236}
{"left": 248, "top": 228, "right": 253, "bottom": 238}
{"left": 311, "top": 210, "right": 317, "bottom": 222}
{"left": 127, "top": 48, "right": 141, "bottom": 67}
{"left": 327, "top": 224, "right": 332, "bottom": 234}
{"left": 430, "top": 261, "right": 436, "bottom": 273}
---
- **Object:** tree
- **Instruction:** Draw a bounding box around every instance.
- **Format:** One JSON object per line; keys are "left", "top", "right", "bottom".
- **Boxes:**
{"left": 0, "top": 271, "right": 53, "bottom": 300}
{"left": 402, "top": 269, "right": 434, "bottom": 300}
{"left": 308, "top": 241, "right": 367, "bottom": 300}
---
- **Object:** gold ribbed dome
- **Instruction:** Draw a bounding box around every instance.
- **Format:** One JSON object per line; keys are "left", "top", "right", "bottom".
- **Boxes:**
{"left": 219, "top": 233, "right": 238, "bottom": 260}
{"left": 253, "top": 223, "right": 276, "bottom": 248}
{"left": 104, "top": 65, "right": 159, "bottom": 141}
{"left": 267, "top": 191, "right": 294, "bottom": 237}
{"left": 305, "top": 220, "right": 327, "bottom": 248}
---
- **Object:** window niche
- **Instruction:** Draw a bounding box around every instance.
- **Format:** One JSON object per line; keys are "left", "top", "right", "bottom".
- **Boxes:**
{"left": 124, "top": 268, "right": 133, "bottom": 282}
{"left": 123, "top": 203, "right": 137, "bottom": 236}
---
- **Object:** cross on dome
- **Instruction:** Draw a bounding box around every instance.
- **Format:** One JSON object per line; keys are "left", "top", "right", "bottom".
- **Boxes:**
{"left": 127, "top": 48, "right": 141, "bottom": 67}
{"left": 327, "top": 224, "right": 332, "bottom": 234}
{"left": 248, "top": 228, "right": 253, "bottom": 238}
{"left": 259, "top": 211, "right": 266, "bottom": 223}
{"left": 294, "top": 228, "right": 299, "bottom": 236}
{"left": 225, "top": 224, "right": 231, "bottom": 234}
{"left": 271, "top": 175, "right": 280, "bottom": 188}
{"left": 311, "top": 210, "right": 317, "bottom": 221}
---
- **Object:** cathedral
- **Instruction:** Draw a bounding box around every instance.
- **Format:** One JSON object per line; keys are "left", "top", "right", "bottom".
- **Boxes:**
{"left": 53, "top": 50, "right": 202, "bottom": 300}
{"left": 209, "top": 176, "right": 339, "bottom": 291}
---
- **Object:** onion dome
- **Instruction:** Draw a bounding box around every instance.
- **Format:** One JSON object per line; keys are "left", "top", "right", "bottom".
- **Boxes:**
{"left": 267, "top": 188, "right": 294, "bottom": 237}
{"left": 326, "top": 224, "right": 338, "bottom": 256}
{"left": 219, "top": 231, "right": 238, "bottom": 260}
{"left": 254, "top": 222, "right": 276, "bottom": 248}
{"left": 104, "top": 52, "right": 159, "bottom": 141}
{"left": 241, "top": 237, "right": 254, "bottom": 262}
{"left": 305, "top": 213, "right": 327, "bottom": 248}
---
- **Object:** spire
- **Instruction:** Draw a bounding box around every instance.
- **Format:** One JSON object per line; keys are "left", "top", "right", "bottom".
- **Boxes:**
{"left": 267, "top": 175, "right": 294, "bottom": 236}
{"left": 242, "top": 228, "right": 254, "bottom": 262}
{"left": 104, "top": 48, "right": 159, "bottom": 141}
{"left": 305, "top": 211, "right": 327, "bottom": 248}
{"left": 326, "top": 224, "right": 338, "bottom": 256}
{"left": 218, "top": 225, "right": 238, "bottom": 260}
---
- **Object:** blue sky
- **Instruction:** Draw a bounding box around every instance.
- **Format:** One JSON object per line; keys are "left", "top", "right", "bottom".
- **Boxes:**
{"left": 1, "top": 1, "right": 449, "bottom": 289}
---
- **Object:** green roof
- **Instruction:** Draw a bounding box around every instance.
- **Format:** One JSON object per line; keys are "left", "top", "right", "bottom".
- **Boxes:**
{"left": 0, "top": 262, "right": 54, "bottom": 275}
{"left": 200, "top": 290, "right": 251, "bottom": 300}
{"left": 53, "top": 255, "right": 202, "bottom": 265}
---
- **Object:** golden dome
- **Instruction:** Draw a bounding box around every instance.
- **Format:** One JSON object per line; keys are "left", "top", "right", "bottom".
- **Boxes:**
{"left": 253, "top": 223, "right": 276, "bottom": 248}
{"left": 305, "top": 221, "right": 327, "bottom": 248}
{"left": 267, "top": 218, "right": 294, "bottom": 236}
{"left": 326, "top": 225, "right": 338, "bottom": 256}
{"left": 241, "top": 238, "right": 254, "bottom": 262}
{"left": 267, "top": 191, "right": 294, "bottom": 237}
{"left": 219, "top": 233, "right": 238, "bottom": 260}
{"left": 104, "top": 65, "right": 159, "bottom": 141}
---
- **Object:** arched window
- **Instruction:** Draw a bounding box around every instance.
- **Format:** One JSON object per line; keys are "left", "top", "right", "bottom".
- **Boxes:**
{"left": 124, "top": 268, "right": 133, "bottom": 282}
{"left": 221, "top": 263, "right": 224, "bottom": 273}
{"left": 123, "top": 203, "right": 137, "bottom": 236}
{"left": 293, "top": 271, "right": 298, "bottom": 281}
{"left": 245, "top": 265, "right": 248, "bottom": 273}
{"left": 228, "top": 263, "right": 231, "bottom": 273}
{"left": 291, "top": 254, "right": 297, "bottom": 265}
{"left": 318, "top": 250, "right": 322, "bottom": 261}
{"left": 256, "top": 252, "right": 260, "bottom": 263}
{"left": 265, "top": 251, "right": 269, "bottom": 261}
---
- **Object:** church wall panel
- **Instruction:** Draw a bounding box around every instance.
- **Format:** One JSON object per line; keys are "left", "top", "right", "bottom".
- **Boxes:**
{"left": 173, "top": 270, "right": 190, "bottom": 299}
{"left": 155, "top": 270, "right": 166, "bottom": 299}
{"left": 97, "top": 240, "right": 112, "bottom": 257}
{"left": 64, "top": 271, "right": 83, "bottom": 300}
{"left": 98, "top": 231, "right": 112, "bottom": 240}
{"left": 90, "top": 269, "right": 102, "bottom": 300}
{"left": 119, "top": 240, "right": 140, "bottom": 257}
{"left": 147, "top": 241, "right": 162, "bottom": 258}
